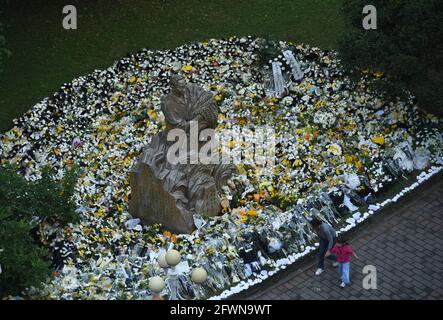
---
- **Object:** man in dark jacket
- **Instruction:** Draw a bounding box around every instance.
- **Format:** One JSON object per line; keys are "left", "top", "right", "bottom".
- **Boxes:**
{"left": 309, "top": 217, "right": 339, "bottom": 275}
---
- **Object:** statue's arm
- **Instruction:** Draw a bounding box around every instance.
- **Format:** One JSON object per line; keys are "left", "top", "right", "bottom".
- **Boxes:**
{"left": 195, "top": 98, "right": 219, "bottom": 129}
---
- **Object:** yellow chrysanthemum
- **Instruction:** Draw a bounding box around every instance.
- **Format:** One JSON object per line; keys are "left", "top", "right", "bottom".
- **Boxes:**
{"left": 371, "top": 135, "right": 385, "bottom": 145}
{"left": 181, "top": 65, "right": 193, "bottom": 72}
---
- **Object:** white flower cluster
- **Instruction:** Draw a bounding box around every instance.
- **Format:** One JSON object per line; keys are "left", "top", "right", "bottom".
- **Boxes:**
{"left": 313, "top": 111, "right": 336, "bottom": 128}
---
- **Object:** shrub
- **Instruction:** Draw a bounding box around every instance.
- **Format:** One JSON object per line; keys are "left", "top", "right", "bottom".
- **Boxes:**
{"left": 0, "top": 208, "right": 50, "bottom": 297}
{"left": 338, "top": 0, "right": 443, "bottom": 115}
{"left": 0, "top": 165, "right": 79, "bottom": 225}
{"left": 0, "top": 165, "right": 79, "bottom": 297}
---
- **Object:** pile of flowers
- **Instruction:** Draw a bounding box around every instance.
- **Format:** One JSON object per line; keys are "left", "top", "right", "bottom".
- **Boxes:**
{"left": 1, "top": 36, "right": 443, "bottom": 300}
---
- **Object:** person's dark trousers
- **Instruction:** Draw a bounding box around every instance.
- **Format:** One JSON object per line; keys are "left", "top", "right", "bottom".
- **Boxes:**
{"left": 318, "top": 237, "right": 337, "bottom": 269}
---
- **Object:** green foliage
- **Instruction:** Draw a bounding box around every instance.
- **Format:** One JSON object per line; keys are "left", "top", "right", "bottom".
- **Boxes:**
{"left": 0, "top": 165, "right": 79, "bottom": 297}
{"left": 0, "top": 165, "right": 79, "bottom": 225}
{"left": 338, "top": 0, "right": 443, "bottom": 114}
{"left": 255, "top": 38, "right": 283, "bottom": 67}
{"left": 0, "top": 11, "right": 11, "bottom": 73}
{"left": 0, "top": 208, "right": 50, "bottom": 297}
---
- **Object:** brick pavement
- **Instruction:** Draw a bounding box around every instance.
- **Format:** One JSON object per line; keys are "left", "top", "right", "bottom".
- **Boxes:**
{"left": 237, "top": 173, "right": 443, "bottom": 300}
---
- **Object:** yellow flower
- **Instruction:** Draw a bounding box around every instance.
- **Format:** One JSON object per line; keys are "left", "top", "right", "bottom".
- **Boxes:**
{"left": 345, "top": 155, "right": 355, "bottom": 164}
{"left": 128, "top": 75, "right": 137, "bottom": 83}
{"left": 83, "top": 227, "right": 91, "bottom": 235}
{"left": 181, "top": 65, "right": 193, "bottom": 72}
{"left": 328, "top": 144, "right": 342, "bottom": 155}
{"left": 123, "top": 157, "right": 132, "bottom": 167}
{"left": 373, "top": 71, "right": 384, "bottom": 78}
{"left": 371, "top": 135, "right": 385, "bottom": 145}
{"left": 147, "top": 109, "right": 158, "bottom": 120}
{"left": 237, "top": 117, "right": 248, "bottom": 125}
{"left": 281, "top": 159, "right": 290, "bottom": 167}
{"left": 97, "top": 125, "right": 112, "bottom": 132}
{"left": 162, "top": 230, "right": 171, "bottom": 238}
{"left": 247, "top": 209, "right": 258, "bottom": 217}
{"left": 55, "top": 125, "right": 64, "bottom": 135}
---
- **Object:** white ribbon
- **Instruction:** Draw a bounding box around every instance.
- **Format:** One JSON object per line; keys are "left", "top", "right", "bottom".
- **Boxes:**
{"left": 271, "top": 61, "right": 285, "bottom": 97}
{"left": 282, "top": 50, "right": 303, "bottom": 81}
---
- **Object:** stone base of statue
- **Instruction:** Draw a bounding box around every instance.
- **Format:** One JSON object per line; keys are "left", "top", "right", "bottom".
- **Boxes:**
{"left": 130, "top": 163, "right": 197, "bottom": 234}
{"left": 130, "top": 161, "right": 224, "bottom": 234}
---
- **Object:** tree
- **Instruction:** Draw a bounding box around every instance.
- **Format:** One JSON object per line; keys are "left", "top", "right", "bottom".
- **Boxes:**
{"left": 0, "top": 165, "right": 79, "bottom": 297}
{"left": 338, "top": 0, "right": 443, "bottom": 115}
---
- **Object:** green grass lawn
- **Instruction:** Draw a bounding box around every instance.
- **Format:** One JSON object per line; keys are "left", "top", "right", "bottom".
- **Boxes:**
{"left": 0, "top": 0, "right": 344, "bottom": 132}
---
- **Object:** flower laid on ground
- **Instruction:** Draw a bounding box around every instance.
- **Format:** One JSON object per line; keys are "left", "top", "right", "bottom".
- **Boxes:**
{"left": 1, "top": 36, "right": 442, "bottom": 300}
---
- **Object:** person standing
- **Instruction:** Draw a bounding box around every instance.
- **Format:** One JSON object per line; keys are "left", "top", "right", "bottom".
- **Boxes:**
{"left": 309, "top": 217, "right": 339, "bottom": 275}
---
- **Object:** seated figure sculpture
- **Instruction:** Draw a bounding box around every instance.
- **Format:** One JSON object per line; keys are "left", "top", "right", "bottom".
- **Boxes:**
{"left": 129, "top": 74, "right": 236, "bottom": 234}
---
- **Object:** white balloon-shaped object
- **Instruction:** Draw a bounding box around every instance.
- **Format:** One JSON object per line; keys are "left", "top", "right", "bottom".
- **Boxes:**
{"left": 157, "top": 252, "right": 169, "bottom": 269}
{"left": 165, "top": 249, "right": 181, "bottom": 267}
{"left": 149, "top": 276, "right": 165, "bottom": 293}
{"left": 191, "top": 267, "right": 208, "bottom": 284}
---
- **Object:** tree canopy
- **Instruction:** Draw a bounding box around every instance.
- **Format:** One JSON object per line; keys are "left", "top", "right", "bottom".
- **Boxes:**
{"left": 338, "top": 0, "right": 443, "bottom": 115}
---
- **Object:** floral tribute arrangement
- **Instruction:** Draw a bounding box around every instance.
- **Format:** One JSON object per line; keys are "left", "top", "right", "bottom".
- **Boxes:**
{"left": 1, "top": 36, "right": 442, "bottom": 300}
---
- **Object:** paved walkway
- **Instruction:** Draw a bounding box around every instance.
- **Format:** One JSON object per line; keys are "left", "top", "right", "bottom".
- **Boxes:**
{"left": 237, "top": 173, "right": 443, "bottom": 300}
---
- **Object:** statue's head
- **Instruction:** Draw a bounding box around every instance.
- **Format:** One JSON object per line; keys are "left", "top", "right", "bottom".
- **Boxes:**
{"left": 170, "top": 74, "right": 186, "bottom": 96}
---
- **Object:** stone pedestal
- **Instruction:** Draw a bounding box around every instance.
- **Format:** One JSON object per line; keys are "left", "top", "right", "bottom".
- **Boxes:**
{"left": 129, "top": 162, "right": 197, "bottom": 234}
{"left": 128, "top": 74, "right": 236, "bottom": 234}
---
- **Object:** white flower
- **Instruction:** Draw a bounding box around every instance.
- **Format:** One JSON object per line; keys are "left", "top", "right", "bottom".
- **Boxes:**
{"left": 327, "top": 143, "right": 342, "bottom": 156}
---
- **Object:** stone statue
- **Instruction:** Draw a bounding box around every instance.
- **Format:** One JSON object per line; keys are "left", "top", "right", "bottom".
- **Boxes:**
{"left": 129, "top": 74, "right": 236, "bottom": 234}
